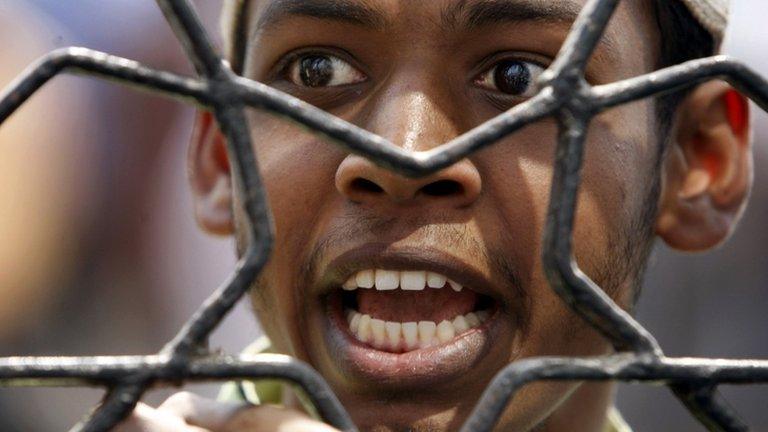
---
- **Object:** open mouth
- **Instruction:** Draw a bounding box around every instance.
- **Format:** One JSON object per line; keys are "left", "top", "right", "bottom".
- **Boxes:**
{"left": 337, "top": 269, "right": 496, "bottom": 353}
{"left": 312, "top": 247, "right": 513, "bottom": 388}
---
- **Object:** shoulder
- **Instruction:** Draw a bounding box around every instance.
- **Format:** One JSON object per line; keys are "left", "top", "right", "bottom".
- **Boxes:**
{"left": 218, "top": 336, "right": 283, "bottom": 405}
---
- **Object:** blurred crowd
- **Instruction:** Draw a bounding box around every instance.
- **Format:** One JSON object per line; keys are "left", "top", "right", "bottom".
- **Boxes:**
{"left": 0, "top": 1, "right": 254, "bottom": 429}
{"left": 0, "top": 1, "right": 765, "bottom": 430}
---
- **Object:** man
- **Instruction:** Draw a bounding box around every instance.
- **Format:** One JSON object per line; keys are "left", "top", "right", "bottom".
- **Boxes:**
{"left": 118, "top": 0, "right": 751, "bottom": 430}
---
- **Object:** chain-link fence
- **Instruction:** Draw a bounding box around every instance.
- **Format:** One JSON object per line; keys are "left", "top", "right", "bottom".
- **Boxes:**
{"left": 1, "top": 0, "right": 767, "bottom": 430}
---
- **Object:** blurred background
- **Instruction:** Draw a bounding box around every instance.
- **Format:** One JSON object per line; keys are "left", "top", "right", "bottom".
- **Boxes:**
{"left": 0, "top": 0, "right": 765, "bottom": 430}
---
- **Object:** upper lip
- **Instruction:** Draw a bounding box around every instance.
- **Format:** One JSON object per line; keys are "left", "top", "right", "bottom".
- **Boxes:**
{"left": 313, "top": 243, "right": 506, "bottom": 302}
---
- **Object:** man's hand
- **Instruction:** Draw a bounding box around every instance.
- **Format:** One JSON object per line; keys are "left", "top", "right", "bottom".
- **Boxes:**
{"left": 114, "top": 392, "right": 341, "bottom": 432}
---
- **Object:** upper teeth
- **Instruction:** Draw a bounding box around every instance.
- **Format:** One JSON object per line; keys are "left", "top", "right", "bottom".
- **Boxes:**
{"left": 342, "top": 269, "right": 463, "bottom": 292}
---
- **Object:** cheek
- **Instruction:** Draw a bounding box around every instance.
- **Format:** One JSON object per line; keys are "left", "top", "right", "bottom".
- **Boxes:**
{"left": 478, "top": 131, "right": 555, "bottom": 283}
{"left": 244, "top": 113, "right": 346, "bottom": 356}
{"left": 250, "top": 113, "right": 344, "bottom": 243}
{"left": 485, "top": 108, "right": 655, "bottom": 356}
{"left": 573, "top": 104, "right": 658, "bottom": 276}
{"left": 476, "top": 127, "right": 612, "bottom": 353}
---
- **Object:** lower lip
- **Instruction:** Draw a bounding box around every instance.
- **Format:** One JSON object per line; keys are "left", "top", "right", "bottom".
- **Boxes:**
{"left": 321, "top": 292, "right": 506, "bottom": 388}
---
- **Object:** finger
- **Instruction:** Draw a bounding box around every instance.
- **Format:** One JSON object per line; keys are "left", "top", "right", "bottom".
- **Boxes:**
{"left": 208, "top": 404, "right": 342, "bottom": 432}
{"left": 157, "top": 391, "right": 340, "bottom": 432}
{"left": 158, "top": 391, "right": 245, "bottom": 429}
{"left": 113, "top": 402, "right": 211, "bottom": 432}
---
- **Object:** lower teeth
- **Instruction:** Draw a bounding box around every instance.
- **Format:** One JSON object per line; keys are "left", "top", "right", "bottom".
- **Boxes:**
{"left": 346, "top": 309, "right": 491, "bottom": 352}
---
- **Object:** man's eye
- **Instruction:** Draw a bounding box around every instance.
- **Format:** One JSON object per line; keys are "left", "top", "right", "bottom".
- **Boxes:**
{"left": 474, "top": 59, "right": 545, "bottom": 97}
{"left": 287, "top": 54, "right": 367, "bottom": 88}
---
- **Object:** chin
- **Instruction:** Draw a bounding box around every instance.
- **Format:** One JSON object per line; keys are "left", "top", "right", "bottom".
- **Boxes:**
{"left": 296, "top": 244, "right": 530, "bottom": 431}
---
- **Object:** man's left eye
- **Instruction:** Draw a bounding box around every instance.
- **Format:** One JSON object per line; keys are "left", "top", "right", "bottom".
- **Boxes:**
{"left": 287, "top": 54, "right": 367, "bottom": 88}
{"left": 474, "top": 59, "right": 545, "bottom": 97}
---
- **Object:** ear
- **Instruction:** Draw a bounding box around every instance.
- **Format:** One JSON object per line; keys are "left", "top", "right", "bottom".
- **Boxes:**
{"left": 189, "top": 111, "right": 234, "bottom": 235}
{"left": 656, "top": 82, "right": 753, "bottom": 251}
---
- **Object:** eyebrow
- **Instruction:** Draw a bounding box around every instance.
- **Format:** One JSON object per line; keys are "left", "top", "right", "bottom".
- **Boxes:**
{"left": 443, "top": 0, "right": 618, "bottom": 59}
{"left": 253, "top": 0, "right": 387, "bottom": 34}
{"left": 250, "top": 0, "right": 617, "bottom": 56}
{"left": 443, "top": 0, "right": 583, "bottom": 30}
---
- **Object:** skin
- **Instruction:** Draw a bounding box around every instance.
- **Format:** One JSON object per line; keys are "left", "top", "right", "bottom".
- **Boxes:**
{"left": 119, "top": 0, "right": 753, "bottom": 431}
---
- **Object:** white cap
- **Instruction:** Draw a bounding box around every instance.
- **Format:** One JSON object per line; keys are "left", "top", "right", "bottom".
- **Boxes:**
{"left": 681, "top": 0, "right": 729, "bottom": 45}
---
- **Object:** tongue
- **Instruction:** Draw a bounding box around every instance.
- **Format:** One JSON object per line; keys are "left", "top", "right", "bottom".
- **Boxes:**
{"left": 357, "top": 289, "right": 478, "bottom": 323}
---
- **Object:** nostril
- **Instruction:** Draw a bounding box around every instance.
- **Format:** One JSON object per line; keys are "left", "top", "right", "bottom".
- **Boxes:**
{"left": 350, "top": 178, "right": 384, "bottom": 194}
{"left": 420, "top": 180, "right": 464, "bottom": 197}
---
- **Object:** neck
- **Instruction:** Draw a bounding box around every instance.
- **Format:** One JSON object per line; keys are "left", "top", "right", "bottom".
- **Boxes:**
{"left": 540, "top": 382, "right": 617, "bottom": 432}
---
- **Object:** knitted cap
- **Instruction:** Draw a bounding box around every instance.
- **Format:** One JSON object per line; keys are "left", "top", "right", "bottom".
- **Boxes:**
{"left": 220, "top": 0, "right": 731, "bottom": 72}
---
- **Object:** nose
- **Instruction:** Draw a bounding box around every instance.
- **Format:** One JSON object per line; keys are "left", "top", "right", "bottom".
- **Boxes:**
{"left": 335, "top": 82, "right": 481, "bottom": 208}
{"left": 335, "top": 156, "right": 482, "bottom": 207}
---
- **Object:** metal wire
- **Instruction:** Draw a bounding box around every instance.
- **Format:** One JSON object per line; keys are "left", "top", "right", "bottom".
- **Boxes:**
{"left": 0, "top": 0, "right": 767, "bottom": 430}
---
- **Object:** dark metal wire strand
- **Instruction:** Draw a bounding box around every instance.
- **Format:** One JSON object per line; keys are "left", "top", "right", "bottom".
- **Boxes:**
{"left": 0, "top": 0, "right": 766, "bottom": 430}
{"left": 0, "top": 47, "right": 211, "bottom": 124}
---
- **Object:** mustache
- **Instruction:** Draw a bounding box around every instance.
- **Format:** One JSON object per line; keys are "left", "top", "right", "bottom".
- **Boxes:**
{"left": 299, "top": 211, "right": 524, "bottom": 300}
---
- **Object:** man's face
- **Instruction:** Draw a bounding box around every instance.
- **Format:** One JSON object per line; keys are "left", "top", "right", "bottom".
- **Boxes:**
{"left": 227, "top": 0, "right": 661, "bottom": 430}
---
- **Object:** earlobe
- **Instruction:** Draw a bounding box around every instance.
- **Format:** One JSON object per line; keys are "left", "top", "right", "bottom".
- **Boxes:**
{"left": 655, "top": 83, "right": 753, "bottom": 252}
{"left": 189, "top": 111, "right": 235, "bottom": 235}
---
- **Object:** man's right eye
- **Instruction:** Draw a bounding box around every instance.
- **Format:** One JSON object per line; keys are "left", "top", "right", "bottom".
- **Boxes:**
{"left": 286, "top": 54, "right": 367, "bottom": 88}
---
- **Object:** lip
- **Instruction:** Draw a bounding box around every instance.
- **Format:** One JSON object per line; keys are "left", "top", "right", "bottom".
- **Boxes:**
{"left": 314, "top": 243, "right": 507, "bottom": 301}
{"left": 325, "top": 294, "right": 505, "bottom": 388}
{"left": 308, "top": 243, "right": 517, "bottom": 389}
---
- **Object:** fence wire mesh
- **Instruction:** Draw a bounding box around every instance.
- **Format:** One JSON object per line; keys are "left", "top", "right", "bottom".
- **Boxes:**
{"left": 0, "top": 0, "right": 767, "bottom": 431}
